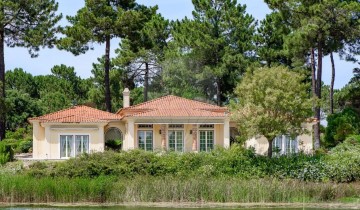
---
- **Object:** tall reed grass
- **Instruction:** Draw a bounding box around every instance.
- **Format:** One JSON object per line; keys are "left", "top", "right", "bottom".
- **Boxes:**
{"left": 0, "top": 175, "right": 359, "bottom": 204}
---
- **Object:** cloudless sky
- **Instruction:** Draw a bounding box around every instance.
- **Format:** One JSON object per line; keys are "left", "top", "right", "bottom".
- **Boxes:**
{"left": 5, "top": 0, "right": 357, "bottom": 89}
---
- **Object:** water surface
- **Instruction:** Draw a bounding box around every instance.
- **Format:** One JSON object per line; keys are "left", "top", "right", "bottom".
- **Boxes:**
{"left": 0, "top": 207, "right": 356, "bottom": 210}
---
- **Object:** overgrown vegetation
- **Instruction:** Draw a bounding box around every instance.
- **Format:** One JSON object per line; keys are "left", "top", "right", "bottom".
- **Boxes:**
{"left": 0, "top": 136, "right": 359, "bottom": 203}
{"left": 0, "top": 175, "right": 359, "bottom": 203}
{"left": 21, "top": 137, "right": 360, "bottom": 183}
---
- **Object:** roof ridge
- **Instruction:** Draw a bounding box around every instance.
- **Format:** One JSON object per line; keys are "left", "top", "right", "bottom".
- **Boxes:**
{"left": 117, "top": 95, "right": 225, "bottom": 113}
{"left": 169, "top": 95, "right": 226, "bottom": 109}
{"left": 116, "top": 94, "right": 171, "bottom": 113}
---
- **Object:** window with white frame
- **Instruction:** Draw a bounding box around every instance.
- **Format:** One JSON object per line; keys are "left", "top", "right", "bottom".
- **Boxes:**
{"left": 272, "top": 135, "right": 298, "bottom": 155}
{"left": 138, "top": 130, "right": 153, "bottom": 151}
{"left": 60, "top": 135, "right": 89, "bottom": 158}
{"left": 199, "top": 130, "right": 214, "bottom": 152}
{"left": 168, "top": 131, "right": 184, "bottom": 152}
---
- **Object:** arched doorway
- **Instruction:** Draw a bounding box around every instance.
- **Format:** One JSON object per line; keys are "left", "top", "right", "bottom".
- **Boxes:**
{"left": 105, "top": 127, "right": 123, "bottom": 151}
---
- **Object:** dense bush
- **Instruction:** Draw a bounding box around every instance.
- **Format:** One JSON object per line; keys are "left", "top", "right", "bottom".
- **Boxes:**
{"left": 2, "top": 127, "right": 33, "bottom": 154}
{"left": 0, "top": 143, "right": 14, "bottom": 165}
{"left": 325, "top": 108, "right": 360, "bottom": 147}
{"left": 324, "top": 135, "right": 360, "bottom": 182}
{"left": 23, "top": 140, "right": 360, "bottom": 183}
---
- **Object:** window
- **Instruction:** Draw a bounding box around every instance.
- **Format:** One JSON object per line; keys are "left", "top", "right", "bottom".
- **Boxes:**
{"left": 138, "top": 124, "right": 153, "bottom": 128}
{"left": 272, "top": 135, "right": 298, "bottom": 155}
{"left": 168, "top": 131, "right": 184, "bottom": 152}
{"left": 199, "top": 130, "right": 214, "bottom": 152}
{"left": 199, "top": 124, "right": 214, "bottom": 128}
{"left": 60, "top": 135, "right": 89, "bottom": 158}
{"left": 169, "top": 124, "right": 184, "bottom": 129}
{"left": 138, "top": 131, "right": 153, "bottom": 151}
{"left": 285, "top": 136, "right": 297, "bottom": 154}
{"left": 105, "top": 128, "right": 123, "bottom": 141}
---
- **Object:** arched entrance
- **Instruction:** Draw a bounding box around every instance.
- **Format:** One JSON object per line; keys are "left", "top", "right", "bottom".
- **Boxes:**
{"left": 105, "top": 127, "right": 123, "bottom": 151}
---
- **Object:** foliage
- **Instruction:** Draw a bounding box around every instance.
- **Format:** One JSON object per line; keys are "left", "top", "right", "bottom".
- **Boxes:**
{"left": 20, "top": 143, "right": 360, "bottom": 183}
{"left": 5, "top": 90, "right": 42, "bottom": 131}
{"left": 325, "top": 108, "right": 360, "bottom": 147}
{"left": 172, "top": 0, "right": 256, "bottom": 105}
{"left": 105, "top": 140, "right": 122, "bottom": 151}
{"left": 0, "top": 143, "right": 14, "bottom": 165}
{"left": 59, "top": 0, "right": 157, "bottom": 112}
{"left": 324, "top": 135, "right": 360, "bottom": 182}
{"left": 1, "top": 174, "right": 360, "bottom": 203}
{"left": 0, "top": 0, "right": 62, "bottom": 140}
{"left": 231, "top": 66, "right": 313, "bottom": 157}
{"left": 114, "top": 13, "right": 170, "bottom": 101}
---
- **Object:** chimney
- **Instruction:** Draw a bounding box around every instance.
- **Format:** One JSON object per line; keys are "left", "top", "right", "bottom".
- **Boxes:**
{"left": 123, "top": 88, "right": 130, "bottom": 108}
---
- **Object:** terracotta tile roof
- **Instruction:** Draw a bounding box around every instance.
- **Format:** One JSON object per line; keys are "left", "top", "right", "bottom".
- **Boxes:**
{"left": 29, "top": 105, "right": 122, "bottom": 123}
{"left": 118, "top": 95, "right": 229, "bottom": 118}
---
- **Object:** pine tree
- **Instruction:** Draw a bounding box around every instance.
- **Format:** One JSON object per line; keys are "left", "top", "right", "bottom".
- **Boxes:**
{"left": 59, "top": 0, "right": 156, "bottom": 112}
{"left": 173, "top": 0, "right": 256, "bottom": 105}
{"left": 114, "top": 13, "right": 170, "bottom": 102}
{"left": 0, "top": 0, "right": 61, "bottom": 140}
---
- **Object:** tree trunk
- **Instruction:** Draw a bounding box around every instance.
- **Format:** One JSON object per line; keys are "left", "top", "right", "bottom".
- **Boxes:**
{"left": 144, "top": 62, "right": 149, "bottom": 102}
{"left": 104, "top": 35, "right": 112, "bottom": 112}
{"left": 267, "top": 138, "right": 274, "bottom": 158}
{"left": 0, "top": 29, "right": 5, "bottom": 141}
{"left": 216, "top": 78, "right": 221, "bottom": 106}
{"left": 311, "top": 48, "right": 316, "bottom": 102}
{"left": 314, "top": 43, "right": 323, "bottom": 150}
{"left": 330, "top": 52, "right": 335, "bottom": 114}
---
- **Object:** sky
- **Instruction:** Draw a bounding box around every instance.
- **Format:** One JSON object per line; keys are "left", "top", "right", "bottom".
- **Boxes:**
{"left": 5, "top": 0, "right": 357, "bottom": 89}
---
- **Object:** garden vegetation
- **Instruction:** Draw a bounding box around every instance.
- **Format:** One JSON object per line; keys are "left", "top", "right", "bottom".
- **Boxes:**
{"left": 0, "top": 135, "right": 359, "bottom": 204}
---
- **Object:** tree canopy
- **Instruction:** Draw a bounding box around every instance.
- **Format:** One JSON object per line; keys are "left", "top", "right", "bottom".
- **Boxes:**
{"left": 231, "top": 66, "right": 313, "bottom": 157}
{"left": 0, "top": 0, "right": 62, "bottom": 140}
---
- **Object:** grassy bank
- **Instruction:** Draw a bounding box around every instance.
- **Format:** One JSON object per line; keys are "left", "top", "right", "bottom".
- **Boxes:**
{"left": 0, "top": 175, "right": 359, "bottom": 204}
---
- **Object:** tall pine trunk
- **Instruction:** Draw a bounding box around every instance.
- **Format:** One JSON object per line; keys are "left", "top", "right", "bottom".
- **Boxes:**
{"left": 104, "top": 35, "right": 112, "bottom": 112}
{"left": 0, "top": 29, "right": 5, "bottom": 140}
{"left": 311, "top": 49, "right": 317, "bottom": 102}
{"left": 216, "top": 78, "right": 221, "bottom": 106}
{"left": 314, "top": 43, "right": 323, "bottom": 150}
{"left": 330, "top": 52, "right": 335, "bottom": 114}
{"left": 144, "top": 62, "right": 149, "bottom": 102}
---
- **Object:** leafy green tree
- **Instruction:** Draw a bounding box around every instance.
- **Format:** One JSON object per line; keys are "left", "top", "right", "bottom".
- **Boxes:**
{"left": 59, "top": 0, "right": 156, "bottom": 112}
{"left": 161, "top": 44, "right": 206, "bottom": 99}
{"left": 51, "top": 65, "right": 88, "bottom": 101}
{"left": 38, "top": 91, "right": 70, "bottom": 114}
{"left": 6, "top": 68, "right": 38, "bottom": 98}
{"left": 5, "top": 89, "right": 42, "bottom": 131}
{"left": 265, "top": 0, "right": 360, "bottom": 150}
{"left": 89, "top": 58, "right": 125, "bottom": 111}
{"left": 337, "top": 68, "right": 360, "bottom": 112}
{"left": 325, "top": 108, "right": 360, "bottom": 147}
{"left": 0, "top": 0, "right": 61, "bottom": 140}
{"left": 114, "top": 13, "right": 170, "bottom": 101}
{"left": 173, "top": 0, "right": 256, "bottom": 105}
{"left": 255, "top": 12, "right": 292, "bottom": 68}
{"left": 231, "top": 66, "right": 313, "bottom": 157}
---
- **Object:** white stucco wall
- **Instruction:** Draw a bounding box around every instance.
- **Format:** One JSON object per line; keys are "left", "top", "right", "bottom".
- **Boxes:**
{"left": 244, "top": 123, "right": 314, "bottom": 155}
{"left": 32, "top": 123, "right": 107, "bottom": 159}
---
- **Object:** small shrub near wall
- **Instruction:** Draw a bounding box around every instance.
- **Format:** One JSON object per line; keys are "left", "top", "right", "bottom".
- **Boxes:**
{"left": 0, "top": 143, "right": 14, "bottom": 165}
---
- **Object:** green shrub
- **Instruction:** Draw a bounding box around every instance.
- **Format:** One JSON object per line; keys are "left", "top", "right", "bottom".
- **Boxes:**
{"left": 324, "top": 135, "right": 360, "bottom": 182}
{"left": 105, "top": 139, "right": 122, "bottom": 151}
{"left": 0, "top": 143, "right": 13, "bottom": 165}
{"left": 18, "top": 139, "right": 32, "bottom": 153}
{"left": 325, "top": 108, "right": 360, "bottom": 147}
{"left": 22, "top": 143, "right": 360, "bottom": 183}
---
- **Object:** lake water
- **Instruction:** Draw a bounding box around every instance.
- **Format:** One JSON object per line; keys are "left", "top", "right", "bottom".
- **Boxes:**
{"left": 0, "top": 207, "right": 356, "bottom": 210}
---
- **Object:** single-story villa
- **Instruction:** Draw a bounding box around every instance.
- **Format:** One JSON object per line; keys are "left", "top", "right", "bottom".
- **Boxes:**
{"left": 28, "top": 89, "right": 313, "bottom": 159}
